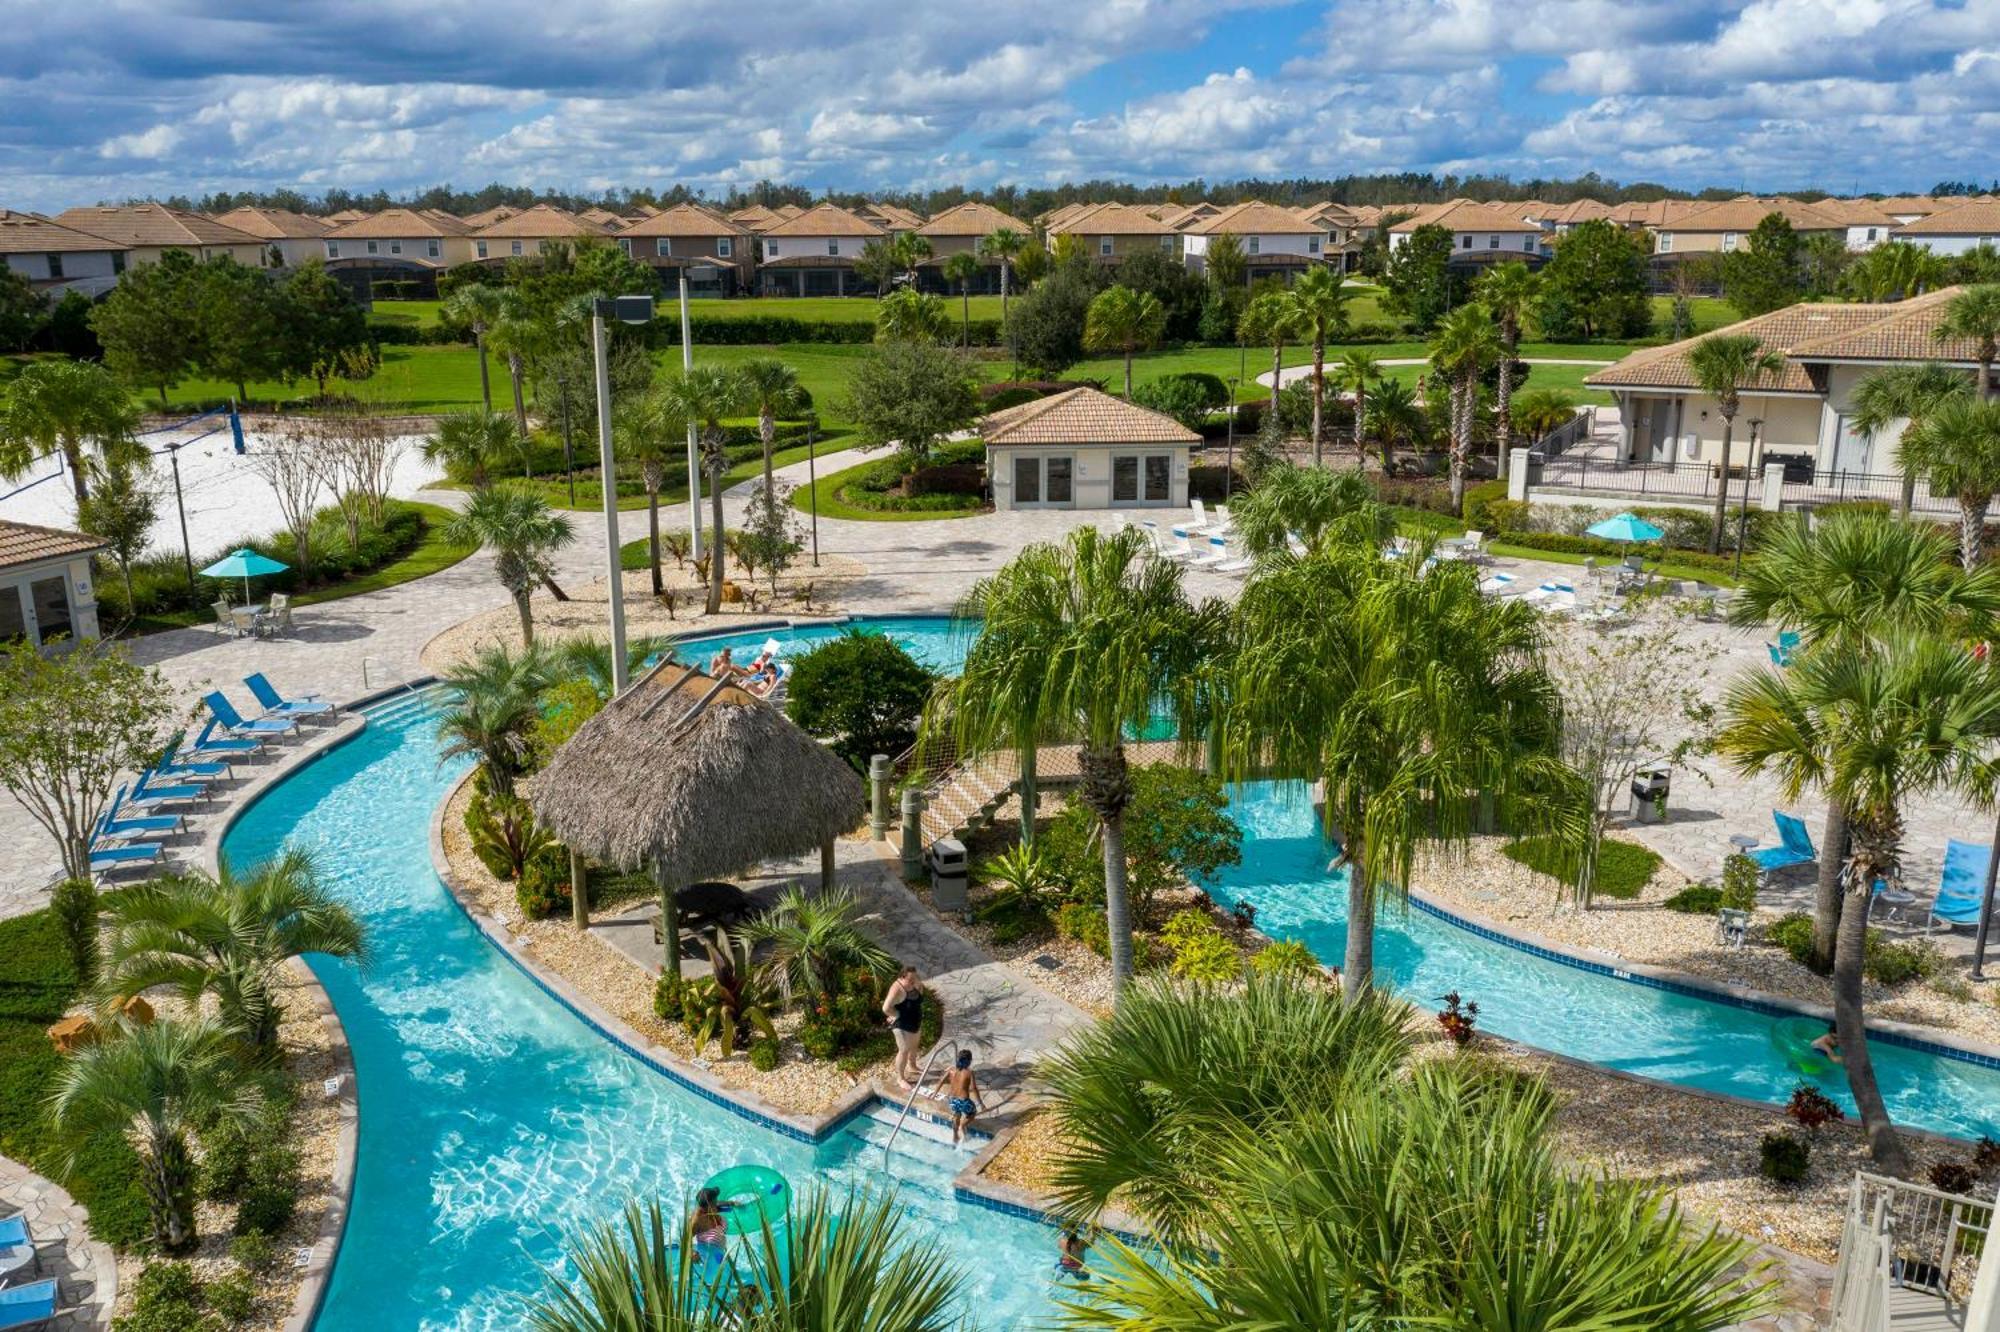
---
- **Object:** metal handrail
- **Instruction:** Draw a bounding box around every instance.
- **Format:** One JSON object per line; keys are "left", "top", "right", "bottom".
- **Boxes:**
{"left": 879, "top": 1039, "right": 961, "bottom": 1169}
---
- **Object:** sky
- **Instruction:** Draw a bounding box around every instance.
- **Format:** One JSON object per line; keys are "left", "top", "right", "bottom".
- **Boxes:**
{"left": 2, "top": 0, "right": 1995, "bottom": 211}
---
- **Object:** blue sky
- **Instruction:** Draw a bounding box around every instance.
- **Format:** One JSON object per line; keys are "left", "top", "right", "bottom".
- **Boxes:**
{"left": 2, "top": 0, "right": 1992, "bottom": 211}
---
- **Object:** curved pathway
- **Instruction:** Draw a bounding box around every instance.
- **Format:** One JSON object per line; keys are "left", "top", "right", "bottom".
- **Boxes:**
{"left": 0, "top": 1152, "right": 117, "bottom": 1330}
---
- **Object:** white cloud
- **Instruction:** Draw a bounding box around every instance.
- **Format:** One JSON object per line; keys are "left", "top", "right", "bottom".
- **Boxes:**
{"left": 97, "top": 124, "right": 182, "bottom": 159}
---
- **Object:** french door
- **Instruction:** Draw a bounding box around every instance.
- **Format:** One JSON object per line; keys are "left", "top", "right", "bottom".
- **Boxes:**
{"left": 1013, "top": 454, "right": 1074, "bottom": 508}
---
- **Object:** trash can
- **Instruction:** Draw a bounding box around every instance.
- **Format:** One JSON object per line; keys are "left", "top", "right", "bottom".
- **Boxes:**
{"left": 1629, "top": 768, "right": 1671, "bottom": 823}
{"left": 929, "top": 837, "right": 969, "bottom": 914}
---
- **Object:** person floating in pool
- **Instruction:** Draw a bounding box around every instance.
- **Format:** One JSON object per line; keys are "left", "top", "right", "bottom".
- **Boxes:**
{"left": 1056, "top": 1226, "right": 1092, "bottom": 1281}
{"left": 1811, "top": 1024, "right": 1844, "bottom": 1065}
{"left": 945, "top": 1049, "right": 984, "bottom": 1145}
{"left": 689, "top": 1186, "right": 734, "bottom": 1270}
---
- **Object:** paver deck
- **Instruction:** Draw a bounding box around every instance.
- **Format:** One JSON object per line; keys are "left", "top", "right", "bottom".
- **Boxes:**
{"left": 0, "top": 1152, "right": 116, "bottom": 1331}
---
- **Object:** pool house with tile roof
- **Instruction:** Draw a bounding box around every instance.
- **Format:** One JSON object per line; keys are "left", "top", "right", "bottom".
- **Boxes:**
{"left": 982, "top": 387, "right": 1200, "bottom": 511}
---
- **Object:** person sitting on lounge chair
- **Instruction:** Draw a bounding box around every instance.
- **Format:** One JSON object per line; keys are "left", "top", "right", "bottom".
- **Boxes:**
{"left": 708, "top": 646, "right": 745, "bottom": 679}
{"left": 743, "top": 659, "right": 783, "bottom": 697}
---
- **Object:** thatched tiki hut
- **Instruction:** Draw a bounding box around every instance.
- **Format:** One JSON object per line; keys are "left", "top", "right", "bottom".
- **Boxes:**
{"left": 525, "top": 660, "right": 865, "bottom": 978}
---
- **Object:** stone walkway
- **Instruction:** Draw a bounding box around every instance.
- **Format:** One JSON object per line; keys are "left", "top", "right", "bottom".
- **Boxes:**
{"left": 0, "top": 1152, "right": 116, "bottom": 1331}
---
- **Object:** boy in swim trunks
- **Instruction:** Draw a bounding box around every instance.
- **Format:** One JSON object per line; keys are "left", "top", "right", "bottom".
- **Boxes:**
{"left": 944, "top": 1049, "right": 983, "bottom": 1145}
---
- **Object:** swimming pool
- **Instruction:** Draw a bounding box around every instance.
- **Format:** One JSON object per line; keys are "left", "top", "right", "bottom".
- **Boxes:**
{"left": 223, "top": 702, "right": 1067, "bottom": 1332}
{"left": 670, "top": 614, "right": 973, "bottom": 677}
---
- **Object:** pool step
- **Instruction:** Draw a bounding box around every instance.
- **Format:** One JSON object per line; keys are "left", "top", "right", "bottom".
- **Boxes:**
{"left": 855, "top": 1100, "right": 969, "bottom": 1151}
{"left": 362, "top": 691, "right": 437, "bottom": 728}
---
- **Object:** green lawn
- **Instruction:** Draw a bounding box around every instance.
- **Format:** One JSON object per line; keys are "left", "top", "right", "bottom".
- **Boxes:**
{"left": 469, "top": 437, "right": 840, "bottom": 514}
{"left": 790, "top": 457, "right": 984, "bottom": 523}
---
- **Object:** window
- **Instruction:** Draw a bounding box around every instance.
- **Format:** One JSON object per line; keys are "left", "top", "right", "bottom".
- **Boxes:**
{"left": 618, "top": 238, "right": 631, "bottom": 255}
{"left": 510, "top": 241, "right": 523, "bottom": 257}
{"left": 827, "top": 238, "right": 838, "bottom": 256}
{"left": 1865, "top": 227, "right": 1878, "bottom": 243}
{"left": 48, "top": 253, "right": 63, "bottom": 279}
{"left": 326, "top": 241, "right": 340, "bottom": 259}
{"left": 366, "top": 240, "right": 379, "bottom": 255}
{"left": 1307, "top": 236, "right": 1321, "bottom": 254}
{"left": 1722, "top": 233, "right": 1738, "bottom": 252}
{"left": 1489, "top": 234, "right": 1500, "bottom": 249}
{"left": 717, "top": 237, "right": 732, "bottom": 258}
{"left": 1100, "top": 237, "right": 1113, "bottom": 256}
{"left": 475, "top": 241, "right": 488, "bottom": 259}
{"left": 1460, "top": 234, "right": 1472, "bottom": 249}
{"left": 1658, "top": 232, "right": 1672, "bottom": 253}
{"left": 427, "top": 239, "right": 440, "bottom": 258}
{"left": 1160, "top": 235, "right": 1174, "bottom": 251}
{"left": 1247, "top": 236, "right": 1261, "bottom": 255}
{"left": 389, "top": 240, "right": 402, "bottom": 255}
{"left": 655, "top": 238, "right": 672, "bottom": 257}
{"left": 112, "top": 250, "right": 125, "bottom": 273}
{"left": 1523, "top": 235, "right": 1535, "bottom": 250}
{"left": 765, "top": 240, "right": 777, "bottom": 259}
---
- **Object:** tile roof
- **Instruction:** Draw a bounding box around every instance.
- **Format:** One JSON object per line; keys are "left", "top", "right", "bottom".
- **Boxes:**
{"left": 1585, "top": 300, "right": 1925, "bottom": 393}
{"left": 1040, "top": 202, "right": 1092, "bottom": 228}
{"left": 728, "top": 205, "right": 785, "bottom": 232}
{"left": 325, "top": 208, "right": 472, "bottom": 239}
{"left": 1894, "top": 200, "right": 2000, "bottom": 236}
{"left": 619, "top": 202, "right": 747, "bottom": 238}
{"left": 1183, "top": 200, "right": 1321, "bottom": 235}
{"left": 578, "top": 207, "right": 627, "bottom": 229}
{"left": 775, "top": 204, "right": 805, "bottom": 219}
{"left": 1809, "top": 198, "right": 1899, "bottom": 228}
{"left": 858, "top": 202, "right": 926, "bottom": 231}
{"left": 52, "top": 203, "right": 261, "bottom": 249}
{"left": 1388, "top": 199, "right": 1542, "bottom": 234}
{"left": 916, "top": 201, "right": 1031, "bottom": 237}
{"left": 1298, "top": 201, "right": 1355, "bottom": 226}
{"left": 761, "top": 203, "right": 883, "bottom": 238}
{"left": 0, "top": 210, "right": 128, "bottom": 255}
{"left": 0, "top": 519, "right": 106, "bottom": 571}
{"left": 471, "top": 204, "right": 608, "bottom": 239}
{"left": 461, "top": 205, "right": 519, "bottom": 228}
{"left": 1875, "top": 196, "right": 1947, "bottom": 217}
{"left": 1662, "top": 197, "right": 1842, "bottom": 234}
{"left": 980, "top": 386, "right": 1200, "bottom": 446}
{"left": 1547, "top": 198, "right": 1614, "bottom": 225}
{"left": 322, "top": 209, "right": 368, "bottom": 224}
{"left": 1784, "top": 287, "right": 1987, "bottom": 363}
{"left": 1046, "top": 202, "right": 1177, "bottom": 236}
{"left": 211, "top": 207, "right": 331, "bottom": 240}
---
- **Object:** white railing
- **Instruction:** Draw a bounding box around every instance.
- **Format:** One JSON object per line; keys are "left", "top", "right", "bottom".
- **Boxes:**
{"left": 1831, "top": 1172, "right": 1992, "bottom": 1330}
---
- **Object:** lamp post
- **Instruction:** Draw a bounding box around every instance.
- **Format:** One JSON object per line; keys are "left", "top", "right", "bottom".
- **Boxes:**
{"left": 1732, "top": 418, "right": 1761, "bottom": 580}
{"left": 678, "top": 271, "right": 701, "bottom": 561}
{"left": 592, "top": 294, "right": 655, "bottom": 695}
{"left": 1224, "top": 376, "right": 1239, "bottom": 501}
{"left": 160, "top": 439, "right": 196, "bottom": 594}
{"left": 805, "top": 412, "right": 821, "bottom": 567}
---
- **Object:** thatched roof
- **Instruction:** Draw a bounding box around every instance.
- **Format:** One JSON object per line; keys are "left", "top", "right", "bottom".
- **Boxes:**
{"left": 524, "top": 661, "right": 864, "bottom": 881}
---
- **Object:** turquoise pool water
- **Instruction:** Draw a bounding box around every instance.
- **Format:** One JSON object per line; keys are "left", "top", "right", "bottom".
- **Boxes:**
{"left": 1205, "top": 783, "right": 2000, "bottom": 1142}
{"left": 222, "top": 704, "right": 1067, "bottom": 1332}
{"left": 670, "top": 615, "right": 973, "bottom": 676}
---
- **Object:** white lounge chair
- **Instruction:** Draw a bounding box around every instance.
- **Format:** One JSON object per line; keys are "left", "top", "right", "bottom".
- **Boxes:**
{"left": 1210, "top": 504, "right": 1235, "bottom": 535}
{"left": 1187, "top": 499, "right": 1215, "bottom": 534}
{"left": 1189, "top": 536, "right": 1230, "bottom": 570}
{"left": 1157, "top": 528, "right": 1196, "bottom": 562}
{"left": 1480, "top": 572, "right": 1519, "bottom": 596}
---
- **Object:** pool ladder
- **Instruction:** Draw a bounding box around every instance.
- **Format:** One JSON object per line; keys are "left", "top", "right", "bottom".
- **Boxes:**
{"left": 879, "top": 1040, "right": 962, "bottom": 1169}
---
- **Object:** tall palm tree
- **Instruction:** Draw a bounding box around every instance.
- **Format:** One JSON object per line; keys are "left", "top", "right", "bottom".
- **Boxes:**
{"left": 555, "top": 634, "right": 671, "bottom": 702}
{"left": 1237, "top": 289, "right": 1296, "bottom": 419}
{"left": 1427, "top": 302, "right": 1501, "bottom": 513}
{"left": 1228, "top": 463, "right": 1392, "bottom": 559}
{"left": 1225, "top": 546, "right": 1577, "bottom": 988}
{"left": 1729, "top": 511, "right": 2000, "bottom": 973}
{"left": 979, "top": 227, "right": 1027, "bottom": 321}
{"left": 936, "top": 527, "right": 1214, "bottom": 994}
{"left": 735, "top": 357, "right": 806, "bottom": 504}
{"left": 98, "top": 850, "right": 368, "bottom": 1049}
{"left": 1367, "top": 377, "right": 1425, "bottom": 466}
{"left": 444, "top": 283, "right": 508, "bottom": 416}
{"left": 1333, "top": 350, "right": 1382, "bottom": 466}
{"left": 1900, "top": 396, "right": 2000, "bottom": 569}
{"left": 874, "top": 288, "right": 951, "bottom": 345}
{"left": 1849, "top": 362, "right": 1974, "bottom": 518}
{"left": 1475, "top": 261, "right": 1542, "bottom": 479}
{"left": 940, "top": 252, "right": 982, "bottom": 346}
{"left": 0, "top": 358, "right": 144, "bottom": 511}
{"left": 443, "top": 486, "right": 577, "bottom": 645}
{"left": 890, "top": 232, "right": 933, "bottom": 284}
{"left": 614, "top": 391, "right": 683, "bottom": 596}
{"left": 658, "top": 366, "right": 747, "bottom": 615}
{"left": 1281, "top": 267, "right": 1350, "bottom": 465}
{"left": 745, "top": 885, "right": 894, "bottom": 1005}
{"left": 48, "top": 1016, "right": 262, "bottom": 1252}
{"left": 423, "top": 410, "right": 521, "bottom": 491}
{"left": 1934, "top": 283, "right": 2000, "bottom": 399}
{"left": 526, "top": 1189, "right": 968, "bottom": 1332}
{"left": 1719, "top": 634, "right": 2000, "bottom": 1172}
{"left": 1689, "top": 333, "right": 1785, "bottom": 553}
{"left": 434, "top": 642, "right": 554, "bottom": 794}
{"left": 486, "top": 293, "right": 544, "bottom": 438}
{"left": 1083, "top": 285, "right": 1167, "bottom": 398}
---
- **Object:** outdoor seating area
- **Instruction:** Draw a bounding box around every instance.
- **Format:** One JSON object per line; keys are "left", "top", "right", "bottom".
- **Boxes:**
{"left": 204, "top": 550, "right": 299, "bottom": 639}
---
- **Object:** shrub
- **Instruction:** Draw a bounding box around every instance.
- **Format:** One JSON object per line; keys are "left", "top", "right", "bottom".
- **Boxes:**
{"left": 49, "top": 877, "right": 98, "bottom": 985}
{"left": 118, "top": 1261, "right": 215, "bottom": 1332}
{"left": 1785, "top": 1082, "right": 1844, "bottom": 1134}
{"left": 514, "top": 844, "right": 572, "bottom": 919}
{"left": 229, "top": 1231, "right": 275, "bottom": 1273}
{"left": 1663, "top": 885, "right": 1724, "bottom": 914}
{"left": 1437, "top": 991, "right": 1480, "bottom": 1047}
{"left": 1720, "top": 854, "right": 1760, "bottom": 911}
{"left": 465, "top": 791, "right": 550, "bottom": 880}
{"left": 199, "top": 1122, "right": 257, "bottom": 1201}
{"left": 1929, "top": 1160, "right": 1979, "bottom": 1195}
{"left": 834, "top": 1029, "right": 897, "bottom": 1076}
{"left": 1974, "top": 1136, "right": 2000, "bottom": 1174}
{"left": 234, "top": 1181, "right": 295, "bottom": 1237}
{"left": 1161, "top": 909, "right": 1242, "bottom": 982}
{"left": 1251, "top": 939, "right": 1321, "bottom": 977}
{"left": 1764, "top": 912, "right": 1815, "bottom": 967}
{"left": 1054, "top": 902, "right": 1109, "bottom": 957}
{"left": 784, "top": 630, "right": 938, "bottom": 771}
{"left": 982, "top": 386, "right": 1046, "bottom": 412}
{"left": 798, "top": 1021, "right": 840, "bottom": 1060}
{"left": 1502, "top": 835, "right": 1660, "bottom": 900}
{"left": 1865, "top": 934, "right": 1940, "bottom": 987}
{"left": 1759, "top": 1130, "right": 1810, "bottom": 1184}
{"left": 748, "top": 1038, "right": 780, "bottom": 1072}
{"left": 206, "top": 1270, "right": 256, "bottom": 1324}
{"left": 1040, "top": 765, "right": 1242, "bottom": 927}
{"left": 653, "top": 975, "right": 687, "bottom": 1024}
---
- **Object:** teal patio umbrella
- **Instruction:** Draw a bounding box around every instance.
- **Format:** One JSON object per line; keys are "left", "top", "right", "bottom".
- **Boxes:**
{"left": 200, "top": 548, "right": 289, "bottom": 604}
{"left": 1585, "top": 512, "right": 1665, "bottom": 544}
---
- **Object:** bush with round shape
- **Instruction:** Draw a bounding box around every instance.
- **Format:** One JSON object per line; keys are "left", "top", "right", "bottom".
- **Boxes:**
{"left": 1763, "top": 912, "right": 1815, "bottom": 966}
{"left": 1663, "top": 885, "right": 1724, "bottom": 914}
{"left": 1161, "top": 909, "right": 1242, "bottom": 982}
{"left": 205, "top": 1270, "right": 255, "bottom": 1324}
{"left": 653, "top": 974, "right": 686, "bottom": 1024}
{"left": 229, "top": 1231, "right": 275, "bottom": 1274}
{"left": 783, "top": 630, "right": 938, "bottom": 772}
{"left": 798, "top": 1021, "right": 839, "bottom": 1061}
{"left": 748, "top": 1038, "right": 780, "bottom": 1072}
{"left": 1928, "top": 1160, "right": 1978, "bottom": 1196}
{"left": 1250, "top": 939, "right": 1320, "bottom": 977}
{"left": 514, "top": 843, "right": 572, "bottom": 919}
{"left": 1785, "top": 1082, "right": 1844, "bottom": 1134}
{"left": 1054, "top": 902, "right": 1109, "bottom": 957}
{"left": 1759, "top": 1130, "right": 1810, "bottom": 1184}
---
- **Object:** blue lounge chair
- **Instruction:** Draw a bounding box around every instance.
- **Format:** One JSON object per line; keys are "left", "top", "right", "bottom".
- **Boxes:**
{"left": 0, "top": 1277, "right": 57, "bottom": 1330}
{"left": 203, "top": 691, "right": 296, "bottom": 738}
{"left": 157, "top": 731, "right": 230, "bottom": 779}
{"left": 1768, "top": 631, "right": 1803, "bottom": 667}
{"left": 89, "top": 840, "right": 162, "bottom": 874}
{"left": 1928, "top": 838, "right": 1992, "bottom": 933}
{"left": 99, "top": 787, "right": 184, "bottom": 838}
{"left": 129, "top": 770, "right": 207, "bottom": 806}
{"left": 244, "top": 673, "right": 333, "bottom": 719}
{"left": 1749, "top": 811, "right": 1817, "bottom": 877}
{"left": 189, "top": 718, "right": 262, "bottom": 757}
{"left": 0, "top": 1213, "right": 35, "bottom": 1276}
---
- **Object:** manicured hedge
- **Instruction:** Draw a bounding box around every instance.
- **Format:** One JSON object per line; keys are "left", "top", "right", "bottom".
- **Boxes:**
{"left": 1487, "top": 530, "right": 1739, "bottom": 575}
{"left": 1503, "top": 835, "right": 1662, "bottom": 900}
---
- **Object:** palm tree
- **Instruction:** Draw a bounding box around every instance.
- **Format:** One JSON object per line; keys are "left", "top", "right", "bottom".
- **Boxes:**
{"left": 891, "top": 232, "right": 933, "bottom": 284}
{"left": 98, "top": 850, "right": 368, "bottom": 1049}
{"left": 1849, "top": 362, "right": 1975, "bottom": 518}
{"left": 48, "top": 1016, "right": 262, "bottom": 1252}
{"left": 1237, "top": 290, "right": 1296, "bottom": 419}
{"left": 1510, "top": 386, "right": 1579, "bottom": 443}
{"left": 937, "top": 527, "right": 1214, "bottom": 994}
{"left": 1083, "top": 286, "right": 1167, "bottom": 398}
{"left": 658, "top": 366, "right": 747, "bottom": 615}
{"left": 526, "top": 1189, "right": 968, "bottom": 1332}
{"left": 444, "top": 283, "right": 508, "bottom": 416}
{"left": 614, "top": 391, "right": 683, "bottom": 596}
{"left": 874, "top": 288, "right": 951, "bottom": 345}
{"left": 1225, "top": 546, "right": 1577, "bottom": 988}
{"left": 1729, "top": 511, "right": 2000, "bottom": 973}
{"left": 1281, "top": 267, "right": 1350, "bottom": 465}
{"left": 1475, "top": 261, "right": 1541, "bottom": 479}
{"left": 1367, "top": 377, "right": 1425, "bottom": 466}
{"left": 443, "top": 486, "right": 577, "bottom": 645}
{"left": 940, "top": 252, "right": 982, "bottom": 346}
{"left": 1689, "top": 333, "right": 1785, "bottom": 552}
{"left": 1900, "top": 396, "right": 2000, "bottom": 569}
{"left": 1719, "top": 633, "right": 2000, "bottom": 1172}
{"left": 0, "top": 358, "right": 144, "bottom": 511}
{"left": 979, "top": 228, "right": 1027, "bottom": 321}
{"left": 736, "top": 357, "right": 807, "bottom": 504}
{"left": 423, "top": 410, "right": 521, "bottom": 491}
{"left": 486, "top": 293, "right": 544, "bottom": 438}
{"left": 555, "top": 634, "right": 671, "bottom": 702}
{"left": 434, "top": 642, "right": 554, "bottom": 794}
{"left": 1228, "top": 463, "right": 1392, "bottom": 559}
{"left": 1934, "top": 283, "right": 2000, "bottom": 399}
{"left": 745, "top": 885, "right": 893, "bottom": 1005}
{"left": 1427, "top": 303, "right": 1501, "bottom": 513}
{"left": 1333, "top": 350, "right": 1381, "bottom": 466}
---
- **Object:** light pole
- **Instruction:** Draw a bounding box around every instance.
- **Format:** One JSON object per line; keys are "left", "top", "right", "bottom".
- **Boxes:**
{"left": 1224, "top": 376, "right": 1239, "bottom": 501}
{"left": 592, "top": 294, "right": 655, "bottom": 695}
{"left": 679, "top": 271, "right": 701, "bottom": 561}
{"left": 1732, "top": 418, "right": 1761, "bottom": 580}
{"left": 161, "top": 440, "right": 195, "bottom": 594}
{"left": 805, "top": 412, "right": 821, "bottom": 567}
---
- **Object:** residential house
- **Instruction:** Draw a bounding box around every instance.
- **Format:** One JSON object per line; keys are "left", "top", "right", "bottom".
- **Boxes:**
{"left": 1648, "top": 197, "right": 1843, "bottom": 257}
{"left": 1892, "top": 200, "right": 2000, "bottom": 257}
{"left": 1875, "top": 196, "right": 1951, "bottom": 226}
{"left": 51, "top": 204, "right": 266, "bottom": 268}
{"left": 856, "top": 202, "right": 925, "bottom": 237}
{"left": 0, "top": 210, "right": 129, "bottom": 297}
{"left": 982, "top": 386, "right": 1199, "bottom": 511}
{"left": 578, "top": 207, "right": 628, "bottom": 231}
{"left": 1045, "top": 203, "right": 1181, "bottom": 265}
{"left": 1298, "top": 201, "right": 1368, "bottom": 271}
{"left": 320, "top": 208, "right": 476, "bottom": 296}
{"left": 1154, "top": 202, "right": 1219, "bottom": 230}
{"left": 1808, "top": 198, "right": 1901, "bottom": 251}
{"left": 755, "top": 203, "right": 884, "bottom": 295}
{"left": 1542, "top": 198, "right": 1614, "bottom": 238}
{"left": 618, "top": 202, "right": 752, "bottom": 295}
{"left": 469, "top": 204, "right": 610, "bottom": 265}
{"left": 1180, "top": 201, "right": 1325, "bottom": 283}
{"left": 462, "top": 205, "right": 520, "bottom": 229}
{"left": 1387, "top": 199, "right": 1545, "bottom": 263}
{"left": 321, "top": 208, "right": 369, "bottom": 226}
{"left": 913, "top": 201, "right": 1033, "bottom": 295}
{"left": 210, "top": 207, "right": 332, "bottom": 267}
{"left": 728, "top": 204, "right": 786, "bottom": 234}
{"left": 0, "top": 520, "right": 107, "bottom": 648}
{"left": 1584, "top": 288, "right": 1986, "bottom": 480}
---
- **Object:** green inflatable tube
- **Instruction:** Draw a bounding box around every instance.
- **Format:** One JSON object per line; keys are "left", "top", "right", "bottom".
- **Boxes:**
{"left": 1770, "top": 1016, "right": 1832, "bottom": 1076}
{"left": 702, "top": 1164, "right": 792, "bottom": 1237}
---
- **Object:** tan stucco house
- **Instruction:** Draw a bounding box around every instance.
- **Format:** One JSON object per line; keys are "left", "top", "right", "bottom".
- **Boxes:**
{"left": 210, "top": 207, "right": 333, "bottom": 268}
{"left": 0, "top": 521, "right": 106, "bottom": 648}
{"left": 983, "top": 387, "right": 1199, "bottom": 511}
{"left": 618, "top": 203, "right": 752, "bottom": 295}
{"left": 755, "top": 203, "right": 884, "bottom": 296}
{"left": 0, "top": 211, "right": 130, "bottom": 297}
{"left": 1046, "top": 203, "right": 1182, "bottom": 265}
{"left": 52, "top": 204, "right": 266, "bottom": 269}
{"left": 913, "top": 201, "right": 1033, "bottom": 294}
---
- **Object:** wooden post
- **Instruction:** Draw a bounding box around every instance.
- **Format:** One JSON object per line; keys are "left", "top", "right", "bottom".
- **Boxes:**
{"left": 655, "top": 861, "right": 682, "bottom": 981}
{"left": 821, "top": 837, "right": 836, "bottom": 892}
{"left": 569, "top": 849, "right": 588, "bottom": 930}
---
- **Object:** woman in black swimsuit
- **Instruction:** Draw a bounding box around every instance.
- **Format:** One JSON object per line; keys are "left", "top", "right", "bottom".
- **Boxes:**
{"left": 882, "top": 965, "right": 924, "bottom": 1088}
